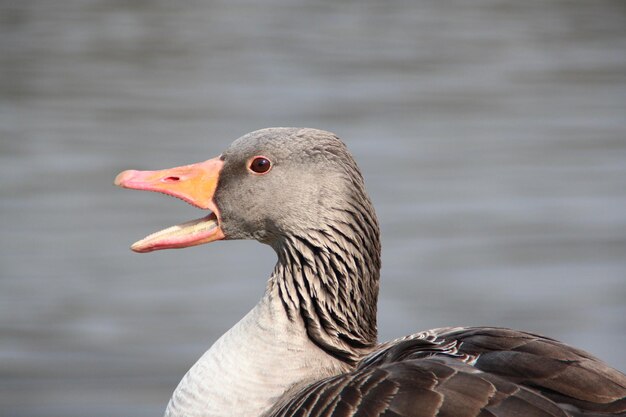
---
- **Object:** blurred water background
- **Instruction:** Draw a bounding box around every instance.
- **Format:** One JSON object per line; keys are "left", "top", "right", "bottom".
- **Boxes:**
{"left": 1, "top": 1, "right": 625, "bottom": 416}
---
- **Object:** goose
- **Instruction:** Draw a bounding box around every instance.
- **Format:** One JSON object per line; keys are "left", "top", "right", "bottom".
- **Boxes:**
{"left": 115, "top": 127, "right": 626, "bottom": 417}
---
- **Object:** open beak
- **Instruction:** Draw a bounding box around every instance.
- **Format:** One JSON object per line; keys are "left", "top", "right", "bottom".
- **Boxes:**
{"left": 114, "top": 157, "right": 225, "bottom": 253}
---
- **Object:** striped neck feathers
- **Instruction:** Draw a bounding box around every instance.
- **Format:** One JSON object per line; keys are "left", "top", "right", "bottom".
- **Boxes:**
{"left": 269, "top": 195, "right": 381, "bottom": 366}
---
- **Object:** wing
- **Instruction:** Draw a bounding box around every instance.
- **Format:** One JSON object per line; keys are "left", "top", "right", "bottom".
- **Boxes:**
{"left": 268, "top": 327, "right": 626, "bottom": 417}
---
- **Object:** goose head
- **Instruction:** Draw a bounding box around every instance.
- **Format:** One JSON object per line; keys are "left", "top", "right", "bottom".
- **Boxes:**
{"left": 114, "top": 127, "right": 379, "bottom": 255}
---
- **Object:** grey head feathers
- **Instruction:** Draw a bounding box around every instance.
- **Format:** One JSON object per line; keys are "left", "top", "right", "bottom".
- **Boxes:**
{"left": 216, "top": 128, "right": 377, "bottom": 245}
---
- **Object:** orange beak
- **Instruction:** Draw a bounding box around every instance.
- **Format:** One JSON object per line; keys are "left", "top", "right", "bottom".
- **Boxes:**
{"left": 114, "top": 157, "right": 225, "bottom": 253}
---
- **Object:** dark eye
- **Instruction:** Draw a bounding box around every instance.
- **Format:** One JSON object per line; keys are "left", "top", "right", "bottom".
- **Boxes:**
{"left": 249, "top": 156, "right": 272, "bottom": 174}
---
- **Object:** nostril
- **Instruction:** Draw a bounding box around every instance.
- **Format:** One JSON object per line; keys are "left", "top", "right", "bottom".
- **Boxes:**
{"left": 163, "top": 176, "right": 180, "bottom": 182}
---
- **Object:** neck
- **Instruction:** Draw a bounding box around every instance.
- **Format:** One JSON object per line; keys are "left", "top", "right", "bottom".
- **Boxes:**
{"left": 165, "top": 196, "right": 381, "bottom": 416}
{"left": 271, "top": 221, "right": 381, "bottom": 365}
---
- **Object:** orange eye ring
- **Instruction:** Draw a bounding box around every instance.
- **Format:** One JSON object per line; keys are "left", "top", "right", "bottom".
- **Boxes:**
{"left": 248, "top": 156, "right": 272, "bottom": 174}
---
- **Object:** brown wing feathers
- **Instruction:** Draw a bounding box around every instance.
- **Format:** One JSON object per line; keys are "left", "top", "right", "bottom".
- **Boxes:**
{"left": 271, "top": 328, "right": 625, "bottom": 417}
{"left": 273, "top": 357, "right": 571, "bottom": 417}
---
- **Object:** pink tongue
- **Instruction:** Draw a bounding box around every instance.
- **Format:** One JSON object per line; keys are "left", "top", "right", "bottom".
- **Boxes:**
{"left": 131, "top": 213, "right": 219, "bottom": 253}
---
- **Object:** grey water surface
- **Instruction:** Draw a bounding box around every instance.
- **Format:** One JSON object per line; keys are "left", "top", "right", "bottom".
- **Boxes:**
{"left": 1, "top": 1, "right": 625, "bottom": 416}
